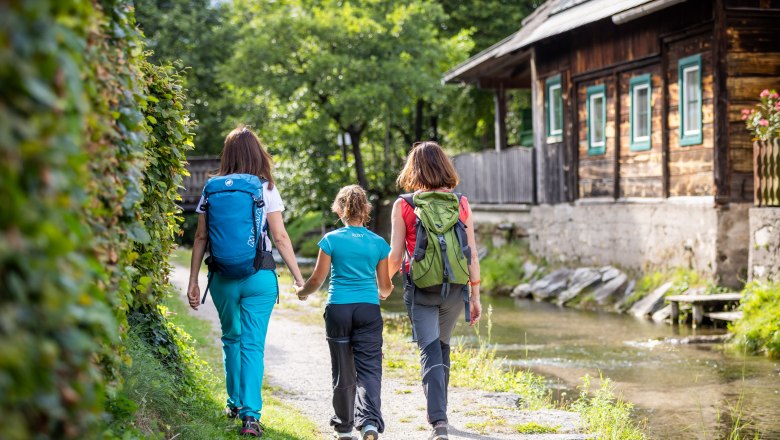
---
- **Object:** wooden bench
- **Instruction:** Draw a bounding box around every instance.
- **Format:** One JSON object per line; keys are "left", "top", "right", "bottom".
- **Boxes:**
{"left": 706, "top": 311, "right": 743, "bottom": 322}
{"left": 666, "top": 293, "right": 742, "bottom": 328}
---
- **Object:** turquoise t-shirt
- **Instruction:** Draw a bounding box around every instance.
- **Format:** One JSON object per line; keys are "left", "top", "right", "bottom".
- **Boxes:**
{"left": 318, "top": 226, "right": 391, "bottom": 305}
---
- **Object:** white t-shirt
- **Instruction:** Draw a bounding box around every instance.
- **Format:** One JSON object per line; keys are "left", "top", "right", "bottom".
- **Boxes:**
{"left": 195, "top": 181, "right": 285, "bottom": 251}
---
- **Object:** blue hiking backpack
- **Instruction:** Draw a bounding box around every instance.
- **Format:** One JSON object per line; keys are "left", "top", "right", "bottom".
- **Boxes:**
{"left": 200, "top": 173, "right": 276, "bottom": 304}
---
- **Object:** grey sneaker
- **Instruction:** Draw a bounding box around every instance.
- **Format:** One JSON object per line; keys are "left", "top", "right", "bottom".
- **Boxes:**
{"left": 224, "top": 406, "right": 239, "bottom": 419}
{"left": 429, "top": 421, "right": 448, "bottom": 440}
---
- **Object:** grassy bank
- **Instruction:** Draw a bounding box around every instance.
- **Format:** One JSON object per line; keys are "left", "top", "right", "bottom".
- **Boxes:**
{"left": 108, "top": 291, "right": 318, "bottom": 439}
{"left": 383, "top": 307, "right": 647, "bottom": 439}
{"left": 730, "top": 282, "right": 780, "bottom": 358}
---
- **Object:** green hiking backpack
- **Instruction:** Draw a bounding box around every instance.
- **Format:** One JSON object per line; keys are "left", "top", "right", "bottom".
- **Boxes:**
{"left": 401, "top": 191, "right": 472, "bottom": 295}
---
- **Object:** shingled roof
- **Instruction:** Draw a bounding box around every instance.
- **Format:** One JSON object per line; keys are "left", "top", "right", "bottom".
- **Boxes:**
{"left": 444, "top": 0, "right": 687, "bottom": 84}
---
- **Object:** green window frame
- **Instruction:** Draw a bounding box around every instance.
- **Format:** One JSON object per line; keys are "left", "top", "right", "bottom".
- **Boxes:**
{"left": 546, "top": 75, "right": 563, "bottom": 139}
{"left": 629, "top": 74, "right": 652, "bottom": 151}
{"left": 587, "top": 84, "right": 606, "bottom": 156}
{"left": 678, "top": 54, "right": 702, "bottom": 146}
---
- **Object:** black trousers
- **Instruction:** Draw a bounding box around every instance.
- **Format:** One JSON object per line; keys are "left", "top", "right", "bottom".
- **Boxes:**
{"left": 324, "top": 303, "right": 384, "bottom": 433}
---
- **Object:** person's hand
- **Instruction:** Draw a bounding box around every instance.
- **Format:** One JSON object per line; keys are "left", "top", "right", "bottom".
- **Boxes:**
{"left": 187, "top": 282, "right": 200, "bottom": 310}
{"left": 294, "top": 285, "right": 309, "bottom": 301}
{"left": 294, "top": 278, "right": 304, "bottom": 289}
{"left": 379, "top": 285, "right": 394, "bottom": 300}
{"left": 469, "top": 296, "right": 482, "bottom": 326}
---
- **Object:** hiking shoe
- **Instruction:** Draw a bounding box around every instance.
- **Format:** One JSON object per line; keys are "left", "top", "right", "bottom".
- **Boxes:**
{"left": 241, "top": 416, "right": 263, "bottom": 437}
{"left": 361, "top": 424, "right": 379, "bottom": 440}
{"left": 224, "top": 406, "right": 239, "bottom": 419}
{"left": 429, "top": 421, "right": 448, "bottom": 440}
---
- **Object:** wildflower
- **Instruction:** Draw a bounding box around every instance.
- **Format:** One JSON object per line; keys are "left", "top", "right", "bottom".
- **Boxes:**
{"left": 771, "top": 92, "right": 780, "bottom": 100}
{"left": 776, "top": 101, "right": 780, "bottom": 111}
{"left": 760, "top": 89, "right": 771, "bottom": 98}
{"left": 759, "top": 119, "right": 769, "bottom": 127}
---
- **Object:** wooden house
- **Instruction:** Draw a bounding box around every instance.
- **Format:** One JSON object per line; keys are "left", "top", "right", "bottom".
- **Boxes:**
{"left": 445, "top": 0, "right": 780, "bottom": 286}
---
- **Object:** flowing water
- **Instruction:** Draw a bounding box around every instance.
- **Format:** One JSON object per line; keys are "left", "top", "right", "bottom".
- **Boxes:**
{"left": 381, "top": 294, "right": 780, "bottom": 439}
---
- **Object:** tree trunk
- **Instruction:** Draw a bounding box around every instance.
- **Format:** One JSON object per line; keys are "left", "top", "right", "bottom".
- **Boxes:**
{"left": 340, "top": 132, "right": 348, "bottom": 162}
{"left": 350, "top": 130, "right": 368, "bottom": 189}
{"left": 414, "top": 99, "right": 424, "bottom": 141}
{"left": 430, "top": 114, "right": 438, "bottom": 142}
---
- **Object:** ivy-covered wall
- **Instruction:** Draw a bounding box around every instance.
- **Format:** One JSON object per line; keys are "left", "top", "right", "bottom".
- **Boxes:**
{"left": 0, "top": 1, "right": 194, "bottom": 438}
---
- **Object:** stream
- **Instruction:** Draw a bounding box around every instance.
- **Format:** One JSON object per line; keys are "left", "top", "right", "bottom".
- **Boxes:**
{"left": 381, "top": 294, "right": 780, "bottom": 439}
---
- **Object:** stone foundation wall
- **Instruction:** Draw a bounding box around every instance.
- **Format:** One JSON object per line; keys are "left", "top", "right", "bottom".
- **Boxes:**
{"left": 748, "top": 207, "right": 780, "bottom": 283}
{"left": 474, "top": 199, "right": 749, "bottom": 287}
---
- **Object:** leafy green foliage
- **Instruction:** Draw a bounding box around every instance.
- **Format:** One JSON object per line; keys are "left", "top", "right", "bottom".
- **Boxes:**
{"left": 0, "top": 1, "right": 196, "bottom": 437}
{"left": 730, "top": 282, "right": 780, "bottom": 358}
{"left": 134, "top": 0, "right": 238, "bottom": 154}
{"left": 480, "top": 241, "right": 544, "bottom": 294}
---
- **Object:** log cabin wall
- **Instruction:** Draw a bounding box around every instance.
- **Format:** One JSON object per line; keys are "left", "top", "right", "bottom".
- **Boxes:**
{"left": 577, "top": 76, "right": 617, "bottom": 198}
{"left": 535, "top": 39, "right": 573, "bottom": 204}
{"left": 620, "top": 65, "right": 664, "bottom": 198}
{"left": 666, "top": 33, "right": 716, "bottom": 196}
{"left": 724, "top": 1, "right": 780, "bottom": 202}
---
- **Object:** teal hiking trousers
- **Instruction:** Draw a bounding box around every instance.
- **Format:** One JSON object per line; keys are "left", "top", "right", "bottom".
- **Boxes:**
{"left": 210, "top": 269, "right": 278, "bottom": 419}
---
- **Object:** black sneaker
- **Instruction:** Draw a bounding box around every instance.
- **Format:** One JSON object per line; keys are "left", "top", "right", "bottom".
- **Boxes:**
{"left": 361, "top": 424, "right": 379, "bottom": 440}
{"left": 224, "top": 406, "right": 239, "bottom": 419}
{"left": 429, "top": 421, "right": 448, "bottom": 440}
{"left": 241, "top": 416, "right": 263, "bottom": 437}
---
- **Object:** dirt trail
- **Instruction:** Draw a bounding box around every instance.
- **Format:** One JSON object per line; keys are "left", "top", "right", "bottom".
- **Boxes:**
{"left": 171, "top": 266, "right": 587, "bottom": 439}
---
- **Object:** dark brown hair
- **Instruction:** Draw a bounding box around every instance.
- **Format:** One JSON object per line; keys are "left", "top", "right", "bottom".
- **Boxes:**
{"left": 218, "top": 125, "right": 275, "bottom": 190}
{"left": 332, "top": 185, "right": 372, "bottom": 225}
{"left": 396, "top": 141, "right": 459, "bottom": 191}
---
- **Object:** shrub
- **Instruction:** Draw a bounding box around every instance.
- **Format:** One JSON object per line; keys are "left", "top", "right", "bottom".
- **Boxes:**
{"left": 730, "top": 282, "right": 780, "bottom": 358}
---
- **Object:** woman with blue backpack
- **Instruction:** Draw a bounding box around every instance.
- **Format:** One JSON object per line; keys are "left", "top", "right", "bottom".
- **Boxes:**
{"left": 186, "top": 126, "right": 305, "bottom": 437}
{"left": 295, "top": 185, "right": 394, "bottom": 440}
{"left": 387, "top": 141, "right": 482, "bottom": 440}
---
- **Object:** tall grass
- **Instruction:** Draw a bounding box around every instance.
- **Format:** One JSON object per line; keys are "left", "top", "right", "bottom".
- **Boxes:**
{"left": 571, "top": 375, "right": 647, "bottom": 440}
{"left": 730, "top": 282, "right": 780, "bottom": 358}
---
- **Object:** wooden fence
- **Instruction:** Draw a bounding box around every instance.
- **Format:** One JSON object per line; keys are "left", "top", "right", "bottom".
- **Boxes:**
{"left": 181, "top": 156, "right": 219, "bottom": 211}
{"left": 755, "top": 139, "right": 780, "bottom": 207}
{"left": 452, "top": 146, "right": 535, "bottom": 204}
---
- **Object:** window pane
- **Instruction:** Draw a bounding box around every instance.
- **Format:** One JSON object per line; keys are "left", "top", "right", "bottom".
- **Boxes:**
{"left": 634, "top": 85, "right": 649, "bottom": 139}
{"left": 684, "top": 67, "right": 700, "bottom": 133}
{"left": 549, "top": 84, "right": 562, "bottom": 134}
{"left": 590, "top": 94, "right": 605, "bottom": 145}
{"left": 553, "top": 87, "right": 562, "bottom": 132}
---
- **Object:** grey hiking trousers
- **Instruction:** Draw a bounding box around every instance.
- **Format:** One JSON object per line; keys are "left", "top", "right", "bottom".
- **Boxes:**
{"left": 404, "top": 283, "right": 469, "bottom": 424}
{"left": 325, "top": 303, "right": 384, "bottom": 433}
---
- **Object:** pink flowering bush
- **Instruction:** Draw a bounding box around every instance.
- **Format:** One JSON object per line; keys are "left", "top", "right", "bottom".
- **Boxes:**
{"left": 743, "top": 89, "right": 780, "bottom": 141}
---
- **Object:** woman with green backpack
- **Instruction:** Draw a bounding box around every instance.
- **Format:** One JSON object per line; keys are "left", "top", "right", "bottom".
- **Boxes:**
{"left": 186, "top": 126, "right": 305, "bottom": 437}
{"left": 388, "top": 141, "right": 482, "bottom": 440}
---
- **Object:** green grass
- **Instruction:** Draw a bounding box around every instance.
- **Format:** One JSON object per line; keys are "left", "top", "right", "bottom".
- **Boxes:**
{"left": 514, "top": 422, "right": 560, "bottom": 434}
{"left": 479, "top": 241, "right": 545, "bottom": 294}
{"left": 622, "top": 267, "right": 713, "bottom": 309}
{"left": 730, "top": 282, "right": 780, "bottom": 358}
{"left": 572, "top": 375, "right": 647, "bottom": 440}
{"left": 171, "top": 246, "right": 195, "bottom": 268}
{"left": 285, "top": 211, "right": 325, "bottom": 258}
{"left": 163, "top": 294, "right": 319, "bottom": 439}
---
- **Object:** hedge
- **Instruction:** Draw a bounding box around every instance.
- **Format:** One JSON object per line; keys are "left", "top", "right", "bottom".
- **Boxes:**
{"left": 0, "top": 1, "right": 194, "bottom": 438}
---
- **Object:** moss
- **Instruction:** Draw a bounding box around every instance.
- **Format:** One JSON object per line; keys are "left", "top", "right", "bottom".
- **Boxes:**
{"left": 730, "top": 282, "right": 780, "bottom": 358}
{"left": 515, "top": 422, "right": 560, "bottom": 434}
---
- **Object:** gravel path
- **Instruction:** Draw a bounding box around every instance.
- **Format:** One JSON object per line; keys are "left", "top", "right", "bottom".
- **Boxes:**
{"left": 171, "top": 266, "right": 588, "bottom": 439}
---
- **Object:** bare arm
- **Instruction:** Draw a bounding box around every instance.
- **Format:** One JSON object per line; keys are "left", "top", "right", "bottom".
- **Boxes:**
{"left": 376, "top": 258, "right": 394, "bottom": 300}
{"left": 464, "top": 204, "right": 482, "bottom": 325}
{"left": 387, "top": 198, "right": 406, "bottom": 280}
{"left": 267, "top": 211, "right": 304, "bottom": 286}
{"left": 296, "top": 249, "right": 331, "bottom": 298}
{"left": 187, "top": 215, "right": 208, "bottom": 310}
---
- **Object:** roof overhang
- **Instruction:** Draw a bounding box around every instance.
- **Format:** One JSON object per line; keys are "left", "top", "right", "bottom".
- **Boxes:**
{"left": 444, "top": 0, "right": 688, "bottom": 86}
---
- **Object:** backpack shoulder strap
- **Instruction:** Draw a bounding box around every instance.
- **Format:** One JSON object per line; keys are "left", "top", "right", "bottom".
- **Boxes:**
{"left": 399, "top": 193, "right": 415, "bottom": 209}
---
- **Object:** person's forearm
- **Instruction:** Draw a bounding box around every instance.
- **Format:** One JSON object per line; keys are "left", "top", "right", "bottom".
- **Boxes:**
{"left": 190, "top": 237, "right": 207, "bottom": 283}
{"left": 275, "top": 237, "right": 304, "bottom": 283}
{"left": 388, "top": 252, "right": 403, "bottom": 279}
{"left": 298, "top": 275, "right": 325, "bottom": 296}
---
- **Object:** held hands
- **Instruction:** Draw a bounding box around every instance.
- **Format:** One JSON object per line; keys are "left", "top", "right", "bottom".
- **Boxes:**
{"left": 379, "top": 284, "right": 394, "bottom": 301}
{"left": 293, "top": 279, "right": 308, "bottom": 301}
{"left": 187, "top": 282, "right": 200, "bottom": 311}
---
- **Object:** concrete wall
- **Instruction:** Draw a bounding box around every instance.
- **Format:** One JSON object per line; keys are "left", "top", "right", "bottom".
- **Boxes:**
{"left": 472, "top": 198, "right": 750, "bottom": 287}
{"left": 748, "top": 207, "right": 780, "bottom": 283}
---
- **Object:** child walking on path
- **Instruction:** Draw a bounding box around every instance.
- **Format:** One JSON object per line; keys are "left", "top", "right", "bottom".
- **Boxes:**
{"left": 295, "top": 185, "right": 394, "bottom": 440}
